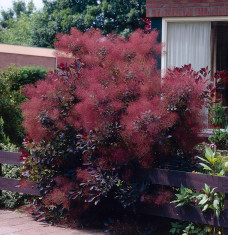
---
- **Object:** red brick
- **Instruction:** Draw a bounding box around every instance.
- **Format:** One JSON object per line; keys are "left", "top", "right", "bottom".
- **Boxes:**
{"left": 146, "top": 0, "right": 228, "bottom": 17}
{"left": 204, "top": 8, "right": 207, "bottom": 16}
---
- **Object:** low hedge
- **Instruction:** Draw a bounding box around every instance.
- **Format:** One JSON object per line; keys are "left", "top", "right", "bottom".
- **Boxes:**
{"left": 0, "top": 65, "right": 47, "bottom": 145}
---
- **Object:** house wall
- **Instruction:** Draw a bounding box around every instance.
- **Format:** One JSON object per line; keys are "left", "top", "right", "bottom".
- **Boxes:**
{"left": 0, "top": 44, "right": 56, "bottom": 69}
{"left": 147, "top": 0, "right": 228, "bottom": 18}
{"left": 0, "top": 53, "right": 56, "bottom": 69}
{"left": 146, "top": 1, "right": 228, "bottom": 70}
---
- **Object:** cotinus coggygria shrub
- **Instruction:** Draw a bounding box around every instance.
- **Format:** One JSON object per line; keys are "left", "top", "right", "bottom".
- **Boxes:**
{"left": 21, "top": 28, "right": 209, "bottom": 226}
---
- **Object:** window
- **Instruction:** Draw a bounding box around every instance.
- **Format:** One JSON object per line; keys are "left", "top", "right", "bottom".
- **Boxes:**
{"left": 162, "top": 17, "right": 228, "bottom": 123}
{"left": 166, "top": 22, "right": 211, "bottom": 71}
{"left": 212, "top": 22, "right": 228, "bottom": 108}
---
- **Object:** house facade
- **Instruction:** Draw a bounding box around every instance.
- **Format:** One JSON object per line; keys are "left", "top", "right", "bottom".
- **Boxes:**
{"left": 147, "top": 0, "right": 228, "bottom": 108}
{"left": 0, "top": 44, "right": 56, "bottom": 69}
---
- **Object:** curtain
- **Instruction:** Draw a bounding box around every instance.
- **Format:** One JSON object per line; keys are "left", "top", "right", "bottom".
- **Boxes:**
{"left": 167, "top": 22, "right": 211, "bottom": 71}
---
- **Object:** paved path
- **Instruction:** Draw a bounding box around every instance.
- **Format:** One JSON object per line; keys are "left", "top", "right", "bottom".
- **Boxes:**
{"left": 0, "top": 210, "right": 104, "bottom": 235}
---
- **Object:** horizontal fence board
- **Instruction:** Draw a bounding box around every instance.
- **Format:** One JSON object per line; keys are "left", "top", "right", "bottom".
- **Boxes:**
{"left": 0, "top": 177, "right": 41, "bottom": 196}
{"left": 143, "top": 168, "right": 228, "bottom": 194}
{"left": 0, "top": 151, "right": 22, "bottom": 166}
{"left": 139, "top": 203, "right": 228, "bottom": 228}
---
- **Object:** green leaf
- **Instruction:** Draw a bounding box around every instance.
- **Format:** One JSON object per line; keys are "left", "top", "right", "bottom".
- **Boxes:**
{"left": 219, "top": 170, "right": 225, "bottom": 176}
{"left": 205, "top": 184, "right": 210, "bottom": 192}
{"left": 169, "top": 228, "right": 176, "bottom": 234}
{"left": 170, "top": 200, "right": 179, "bottom": 204}
{"left": 205, "top": 146, "right": 214, "bottom": 161}
{"left": 211, "top": 187, "right": 216, "bottom": 193}
{"left": 202, "top": 204, "right": 208, "bottom": 211}
{"left": 216, "top": 209, "right": 220, "bottom": 218}
{"left": 199, "top": 163, "right": 212, "bottom": 171}
{"left": 170, "top": 222, "right": 177, "bottom": 227}
{"left": 199, "top": 197, "right": 208, "bottom": 205}
{"left": 176, "top": 202, "right": 185, "bottom": 207}
{"left": 197, "top": 156, "right": 210, "bottom": 163}
{"left": 213, "top": 199, "right": 219, "bottom": 209}
{"left": 180, "top": 184, "right": 185, "bottom": 195}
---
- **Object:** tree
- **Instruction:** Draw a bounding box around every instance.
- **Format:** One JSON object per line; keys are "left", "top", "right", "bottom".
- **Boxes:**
{"left": 0, "top": 0, "right": 35, "bottom": 28}
{"left": 0, "top": 0, "right": 36, "bottom": 46}
{"left": 30, "top": 0, "right": 146, "bottom": 48}
{"left": 13, "top": 0, "right": 27, "bottom": 19}
{"left": 0, "top": 9, "right": 14, "bottom": 28}
{"left": 99, "top": 0, "right": 146, "bottom": 37}
{"left": 0, "top": 0, "right": 146, "bottom": 48}
{"left": 30, "top": 0, "right": 99, "bottom": 47}
{"left": 0, "top": 14, "right": 35, "bottom": 46}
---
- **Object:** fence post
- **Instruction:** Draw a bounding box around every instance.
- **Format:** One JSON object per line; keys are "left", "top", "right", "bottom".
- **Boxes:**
{"left": 224, "top": 172, "right": 228, "bottom": 235}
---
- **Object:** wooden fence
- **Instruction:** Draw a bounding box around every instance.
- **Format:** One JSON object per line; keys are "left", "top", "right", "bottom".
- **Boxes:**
{"left": 0, "top": 150, "right": 40, "bottom": 196}
{"left": 0, "top": 150, "right": 227, "bottom": 234}
{"left": 140, "top": 168, "right": 228, "bottom": 234}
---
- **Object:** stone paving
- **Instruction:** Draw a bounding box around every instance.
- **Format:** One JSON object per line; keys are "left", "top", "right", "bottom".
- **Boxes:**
{"left": 0, "top": 210, "right": 104, "bottom": 235}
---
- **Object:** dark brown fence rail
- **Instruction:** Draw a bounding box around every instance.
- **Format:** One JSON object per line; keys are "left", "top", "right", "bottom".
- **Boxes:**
{"left": 143, "top": 168, "right": 228, "bottom": 194}
{"left": 140, "top": 168, "right": 228, "bottom": 234}
{"left": 0, "top": 150, "right": 227, "bottom": 233}
{"left": 0, "top": 151, "right": 22, "bottom": 166}
{"left": 0, "top": 150, "right": 40, "bottom": 196}
{"left": 141, "top": 203, "right": 228, "bottom": 228}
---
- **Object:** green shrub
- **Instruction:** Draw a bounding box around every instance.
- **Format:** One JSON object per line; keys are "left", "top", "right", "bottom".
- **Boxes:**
{"left": 170, "top": 221, "right": 222, "bottom": 235}
{"left": 209, "top": 129, "right": 228, "bottom": 150}
{"left": 209, "top": 103, "right": 227, "bottom": 128}
{"left": 0, "top": 65, "right": 47, "bottom": 145}
{"left": 0, "top": 142, "right": 30, "bottom": 209}
{"left": 0, "top": 65, "right": 47, "bottom": 206}
{"left": 0, "top": 142, "right": 18, "bottom": 152}
{"left": 0, "top": 117, "right": 9, "bottom": 145}
{"left": 2, "top": 65, "right": 48, "bottom": 90}
{"left": 170, "top": 146, "right": 228, "bottom": 234}
{"left": 1, "top": 164, "right": 31, "bottom": 209}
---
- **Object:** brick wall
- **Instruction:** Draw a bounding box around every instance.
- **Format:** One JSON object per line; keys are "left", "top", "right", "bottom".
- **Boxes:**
{"left": 146, "top": 0, "right": 228, "bottom": 17}
{"left": 0, "top": 44, "right": 56, "bottom": 69}
{"left": 0, "top": 53, "right": 56, "bottom": 69}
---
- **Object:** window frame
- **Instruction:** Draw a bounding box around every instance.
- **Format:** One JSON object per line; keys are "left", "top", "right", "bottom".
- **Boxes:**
{"left": 161, "top": 16, "right": 228, "bottom": 76}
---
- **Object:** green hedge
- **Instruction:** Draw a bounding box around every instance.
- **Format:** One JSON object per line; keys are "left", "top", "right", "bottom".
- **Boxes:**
{"left": 0, "top": 65, "right": 47, "bottom": 145}
{"left": 0, "top": 143, "right": 31, "bottom": 209}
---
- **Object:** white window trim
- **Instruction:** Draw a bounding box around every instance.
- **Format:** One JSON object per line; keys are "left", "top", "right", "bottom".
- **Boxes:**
{"left": 161, "top": 16, "right": 228, "bottom": 77}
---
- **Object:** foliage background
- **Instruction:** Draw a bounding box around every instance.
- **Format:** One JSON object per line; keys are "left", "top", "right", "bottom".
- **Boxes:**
{"left": 0, "top": 65, "right": 47, "bottom": 145}
{"left": 0, "top": 0, "right": 146, "bottom": 48}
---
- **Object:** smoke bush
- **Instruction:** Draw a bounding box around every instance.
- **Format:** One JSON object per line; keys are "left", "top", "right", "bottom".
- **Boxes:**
{"left": 21, "top": 28, "right": 209, "bottom": 225}
{"left": 22, "top": 28, "right": 208, "bottom": 167}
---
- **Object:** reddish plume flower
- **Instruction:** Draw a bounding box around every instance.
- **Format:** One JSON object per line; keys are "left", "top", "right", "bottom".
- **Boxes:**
{"left": 42, "top": 176, "right": 73, "bottom": 210}
{"left": 21, "top": 28, "right": 209, "bottom": 167}
{"left": 110, "top": 147, "right": 131, "bottom": 165}
{"left": 42, "top": 188, "right": 70, "bottom": 210}
{"left": 76, "top": 168, "right": 92, "bottom": 182}
{"left": 154, "top": 190, "right": 174, "bottom": 206}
